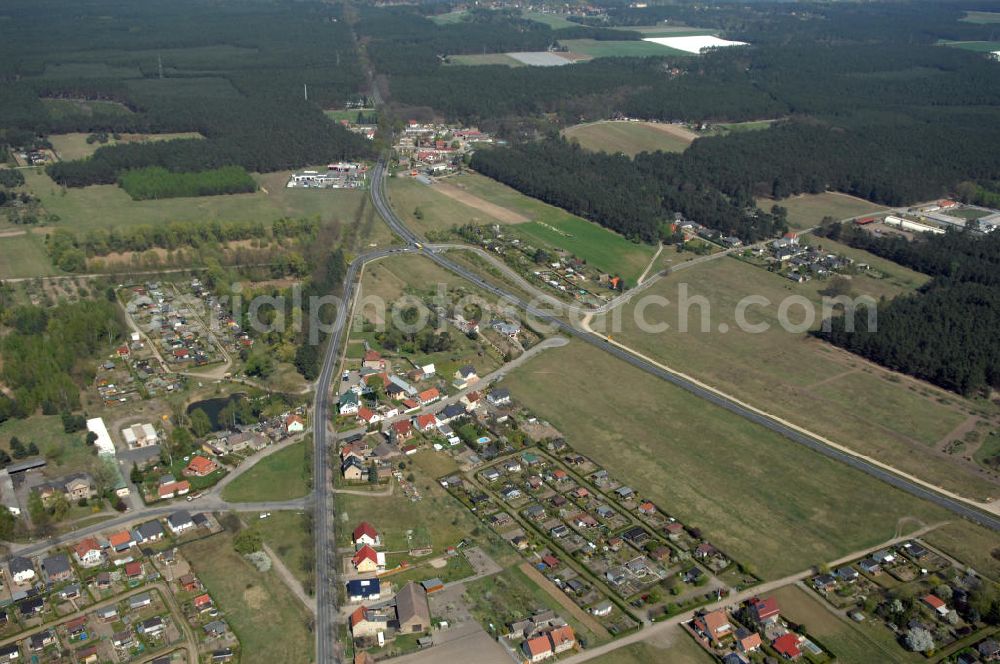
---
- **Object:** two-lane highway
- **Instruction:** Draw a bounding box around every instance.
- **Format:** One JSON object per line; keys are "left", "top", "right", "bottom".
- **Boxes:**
{"left": 313, "top": 244, "right": 416, "bottom": 664}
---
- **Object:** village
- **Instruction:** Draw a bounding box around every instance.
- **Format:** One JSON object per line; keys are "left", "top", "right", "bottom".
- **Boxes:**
{"left": 394, "top": 122, "right": 496, "bottom": 177}
{"left": 0, "top": 510, "right": 240, "bottom": 663}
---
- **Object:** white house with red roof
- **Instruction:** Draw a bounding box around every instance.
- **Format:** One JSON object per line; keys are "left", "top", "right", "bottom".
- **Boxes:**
{"left": 415, "top": 413, "right": 438, "bottom": 432}
{"left": 353, "top": 522, "right": 380, "bottom": 548}
{"left": 285, "top": 414, "right": 305, "bottom": 434}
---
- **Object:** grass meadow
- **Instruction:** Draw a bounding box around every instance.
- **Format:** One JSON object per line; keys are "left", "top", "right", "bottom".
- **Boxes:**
{"left": 504, "top": 340, "right": 951, "bottom": 579}
{"left": 221, "top": 441, "right": 311, "bottom": 503}
{"left": 591, "top": 257, "right": 994, "bottom": 499}
{"left": 758, "top": 192, "right": 889, "bottom": 230}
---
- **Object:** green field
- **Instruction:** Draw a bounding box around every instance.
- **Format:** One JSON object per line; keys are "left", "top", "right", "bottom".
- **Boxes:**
{"left": 49, "top": 132, "right": 204, "bottom": 161}
{"left": 615, "top": 25, "right": 717, "bottom": 36}
{"left": 944, "top": 208, "right": 993, "bottom": 220}
{"left": 255, "top": 511, "right": 314, "bottom": 593}
{"left": 183, "top": 532, "right": 314, "bottom": 664}
{"left": 450, "top": 173, "right": 659, "bottom": 283}
{"left": 758, "top": 192, "right": 888, "bottom": 230}
{"left": 446, "top": 53, "right": 523, "bottom": 67}
{"left": 589, "top": 638, "right": 715, "bottom": 664}
{"left": 770, "top": 585, "right": 921, "bottom": 664}
{"left": 962, "top": 11, "right": 1000, "bottom": 23}
{"left": 17, "top": 168, "right": 372, "bottom": 234}
{"left": 221, "top": 441, "right": 311, "bottom": 502}
{"left": 563, "top": 121, "right": 695, "bottom": 156}
{"left": 504, "top": 341, "right": 950, "bottom": 579}
{"left": 591, "top": 257, "right": 991, "bottom": 500}
{"left": 511, "top": 217, "right": 657, "bottom": 284}
{"left": 0, "top": 232, "right": 58, "bottom": 279}
{"left": 559, "top": 39, "right": 690, "bottom": 58}
{"left": 941, "top": 40, "right": 1000, "bottom": 53}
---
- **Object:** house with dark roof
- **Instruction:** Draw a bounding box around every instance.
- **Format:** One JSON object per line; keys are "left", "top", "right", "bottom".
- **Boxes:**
{"left": 135, "top": 520, "right": 165, "bottom": 543}
{"left": 347, "top": 578, "right": 381, "bottom": 602}
{"left": 41, "top": 554, "right": 72, "bottom": 583}
{"left": 8, "top": 556, "right": 36, "bottom": 584}
{"left": 167, "top": 511, "right": 194, "bottom": 535}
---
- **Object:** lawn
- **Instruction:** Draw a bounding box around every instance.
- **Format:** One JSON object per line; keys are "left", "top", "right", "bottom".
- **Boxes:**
{"left": 0, "top": 232, "right": 58, "bottom": 278}
{"left": 962, "top": 11, "right": 1000, "bottom": 23}
{"left": 221, "top": 440, "right": 311, "bottom": 502}
{"left": 769, "top": 585, "right": 921, "bottom": 664}
{"left": 255, "top": 511, "right": 314, "bottom": 594}
{"left": 758, "top": 192, "right": 888, "bottom": 230}
{"left": 924, "top": 521, "right": 1000, "bottom": 582}
{"left": 49, "top": 132, "right": 203, "bottom": 161}
{"left": 559, "top": 39, "right": 691, "bottom": 58}
{"left": 504, "top": 340, "right": 952, "bottom": 580}
{"left": 22, "top": 168, "right": 371, "bottom": 234}
{"left": 590, "top": 257, "right": 991, "bottom": 500}
{"left": 563, "top": 121, "right": 695, "bottom": 156}
{"left": 183, "top": 531, "right": 315, "bottom": 664}
{"left": 0, "top": 415, "right": 96, "bottom": 476}
{"left": 589, "top": 638, "right": 715, "bottom": 664}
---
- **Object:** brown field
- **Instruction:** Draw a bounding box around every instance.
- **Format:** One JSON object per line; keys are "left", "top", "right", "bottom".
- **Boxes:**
{"left": 432, "top": 180, "right": 530, "bottom": 224}
{"left": 591, "top": 257, "right": 995, "bottom": 500}
{"left": 563, "top": 121, "right": 698, "bottom": 157}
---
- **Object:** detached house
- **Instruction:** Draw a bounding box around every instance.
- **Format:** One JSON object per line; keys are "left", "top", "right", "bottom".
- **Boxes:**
{"left": 747, "top": 596, "right": 780, "bottom": 627}
{"left": 351, "top": 545, "right": 385, "bottom": 573}
{"left": 339, "top": 391, "right": 360, "bottom": 415}
{"left": 8, "top": 556, "right": 36, "bottom": 584}
{"left": 167, "top": 511, "right": 194, "bottom": 535}
{"left": 72, "top": 538, "right": 103, "bottom": 568}
{"left": 285, "top": 414, "right": 305, "bottom": 434}
{"left": 41, "top": 554, "right": 73, "bottom": 583}
{"left": 352, "top": 522, "right": 380, "bottom": 548}
{"left": 695, "top": 609, "right": 732, "bottom": 643}
{"left": 184, "top": 456, "right": 219, "bottom": 478}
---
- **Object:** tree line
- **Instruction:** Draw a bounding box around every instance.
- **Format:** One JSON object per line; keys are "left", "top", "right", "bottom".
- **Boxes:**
{"left": 816, "top": 225, "right": 1000, "bottom": 395}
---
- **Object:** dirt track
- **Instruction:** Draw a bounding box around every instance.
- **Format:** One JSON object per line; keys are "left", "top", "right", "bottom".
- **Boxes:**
{"left": 432, "top": 181, "right": 530, "bottom": 224}
{"left": 518, "top": 562, "right": 612, "bottom": 640}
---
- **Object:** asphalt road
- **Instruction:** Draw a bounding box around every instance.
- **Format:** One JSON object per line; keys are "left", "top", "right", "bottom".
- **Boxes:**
{"left": 370, "top": 159, "right": 1000, "bottom": 533}
{"left": 312, "top": 243, "right": 417, "bottom": 664}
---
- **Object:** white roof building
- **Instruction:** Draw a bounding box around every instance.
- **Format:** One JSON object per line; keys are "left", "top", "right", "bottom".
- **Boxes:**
{"left": 86, "top": 418, "right": 117, "bottom": 456}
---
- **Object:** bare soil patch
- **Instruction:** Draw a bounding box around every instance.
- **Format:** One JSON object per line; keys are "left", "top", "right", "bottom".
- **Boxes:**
{"left": 432, "top": 181, "right": 530, "bottom": 224}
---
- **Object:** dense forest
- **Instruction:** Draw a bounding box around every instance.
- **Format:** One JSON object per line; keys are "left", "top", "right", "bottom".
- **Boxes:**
{"left": 0, "top": 300, "right": 125, "bottom": 418}
{"left": 0, "top": 0, "right": 374, "bottom": 187}
{"left": 816, "top": 226, "right": 1000, "bottom": 395}
{"left": 472, "top": 138, "right": 787, "bottom": 242}
{"left": 118, "top": 165, "right": 256, "bottom": 200}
